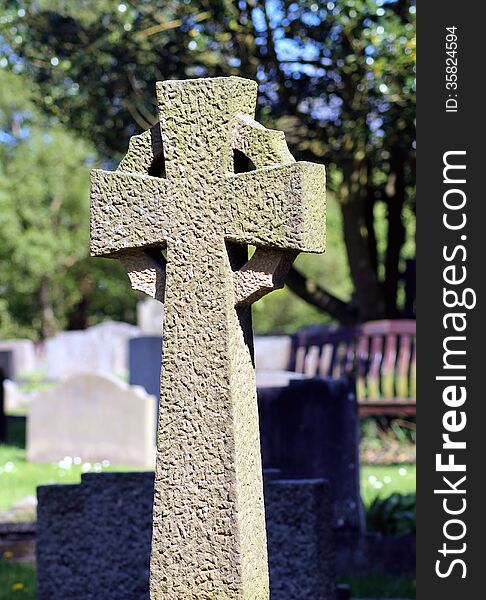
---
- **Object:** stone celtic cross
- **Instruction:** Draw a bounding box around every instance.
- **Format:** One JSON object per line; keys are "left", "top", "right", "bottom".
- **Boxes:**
{"left": 90, "top": 77, "right": 326, "bottom": 599}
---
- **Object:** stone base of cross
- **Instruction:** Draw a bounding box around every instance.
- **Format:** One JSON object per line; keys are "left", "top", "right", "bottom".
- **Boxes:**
{"left": 90, "top": 77, "right": 326, "bottom": 599}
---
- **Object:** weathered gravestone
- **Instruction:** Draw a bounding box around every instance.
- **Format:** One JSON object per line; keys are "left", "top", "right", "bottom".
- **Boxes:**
{"left": 0, "top": 339, "right": 37, "bottom": 377}
{"left": 90, "top": 76, "right": 326, "bottom": 598}
{"left": 258, "top": 377, "right": 364, "bottom": 534}
{"left": 138, "top": 297, "right": 165, "bottom": 335}
{"left": 36, "top": 472, "right": 336, "bottom": 600}
{"left": 27, "top": 373, "right": 156, "bottom": 468}
{"left": 43, "top": 321, "right": 140, "bottom": 379}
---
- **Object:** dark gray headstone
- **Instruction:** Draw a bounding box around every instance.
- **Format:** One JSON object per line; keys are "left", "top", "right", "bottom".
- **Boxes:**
{"left": 258, "top": 377, "right": 364, "bottom": 533}
{"left": 36, "top": 472, "right": 336, "bottom": 600}
{"left": 128, "top": 336, "right": 162, "bottom": 399}
{"left": 37, "top": 473, "right": 153, "bottom": 600}
{"left": 0, "top": 350, "right": 14, "bottom": 442}
{"left": 265, "top": 478, "right": 335, "bottom": 600}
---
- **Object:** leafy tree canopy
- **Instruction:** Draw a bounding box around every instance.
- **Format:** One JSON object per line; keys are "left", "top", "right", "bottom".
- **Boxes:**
{"left": 0, "top": 0, "right": 416, "bottom": 333}
{"left": 0, "top": 69, "right": 137, "bottom": 339}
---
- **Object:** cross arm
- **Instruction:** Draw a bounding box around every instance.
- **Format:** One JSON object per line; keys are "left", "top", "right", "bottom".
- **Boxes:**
{"left": 232, "top": 115, "right": 295, "bottom": 169}
{"left": 224, "top": 161, "right": 326, "bottom": 254}
{"left": 90, "top": 169, "right": 173, "bottom": 257}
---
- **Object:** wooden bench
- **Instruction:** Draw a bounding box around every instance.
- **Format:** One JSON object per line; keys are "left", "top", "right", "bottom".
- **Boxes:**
{"left": 289, "top": 320, "right": 416, "bottom": 416}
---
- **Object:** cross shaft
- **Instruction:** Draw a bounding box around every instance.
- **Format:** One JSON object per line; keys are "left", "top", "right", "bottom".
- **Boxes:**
{"left": 90, "top": 77, "right": 326, "bottom": 599}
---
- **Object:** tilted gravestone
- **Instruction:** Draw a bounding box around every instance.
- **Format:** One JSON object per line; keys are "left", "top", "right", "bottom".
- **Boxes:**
{"left": 90, "top": 76, "right": 326, "bottom": 598}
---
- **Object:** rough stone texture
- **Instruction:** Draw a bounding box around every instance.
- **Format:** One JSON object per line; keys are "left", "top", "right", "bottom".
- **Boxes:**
{"left": 36, "top": 473, "right": 154, "bottom": 600}
{"left": 258, "top": 377, "right": 364, "bottom": 533}
{"left": 90, "top": 77, "right": 326, "bottom": 598}
{"left": 42, "top": 321, "right": 140, "bottom": 379}
{"left": 128, "top": 336, "right": 295, "bottom": 400}
{"left": 265, "top": 478, "right": 336, "bottom": 600}
{"left": 36, "top": 472, "right": 336, "bottom": 600}
{"left": 27, "top": 373, "right": 156, "bottom": 467}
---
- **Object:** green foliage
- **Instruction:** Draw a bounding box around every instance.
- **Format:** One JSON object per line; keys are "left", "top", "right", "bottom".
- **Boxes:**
{"left": 0, "top": 560, "right": 35, "bottom": 599}
{"left": 0, "top": 0, "right": 416, "bottom": 332}
{"left": 0, "top": 70, "right": 138, "bottom": 339}
{"left": 360, "top": 417, "right": 416, "bottom": 464}
{"left": 366, "top": 492, "right": 416, "bottom": 534}
{"left": 339, "top": 573, "right": 416, "bottom": 598}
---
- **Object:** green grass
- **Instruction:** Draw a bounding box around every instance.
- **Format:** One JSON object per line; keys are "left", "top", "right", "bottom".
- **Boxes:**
{"left": 340, "top": 573, "right": 416, "bottom": 598}
{"left": 361, "top": 464, "right": 416, "bottom": 507}
{"left": 0, "top": 421, "right": 140, "bottom": 518}
{"left": 0, "top": 445, "right": 139, "bottom": 515}
{"left": 0, "top": 449, "right": 416, "bottom": 518}
{"left": 0, "top": 561, "right": 415, "bottom": 600}
{"left": 0, "top": 418, "right": 415, "bottom": 520}
{"left": 0, "top": 560, "right": 35, "bottom": 599}
{"left": 0, "top": 419, "right": 416, "bottom": 597}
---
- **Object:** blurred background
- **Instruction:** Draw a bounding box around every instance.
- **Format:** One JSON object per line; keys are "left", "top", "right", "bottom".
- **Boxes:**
{"left": 0, "top": 1, "right": 415, "bottom": 598}
{"left": 0, "top": 0, "right": 415, "bottom": 339}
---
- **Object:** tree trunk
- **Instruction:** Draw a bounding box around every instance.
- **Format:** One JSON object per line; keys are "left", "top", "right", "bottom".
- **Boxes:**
{"left": 339, "top": 161, "right": 386, "bottom": 321}
{"left": 384, "top": 149, "right": 406, "bottom": 317}
{"left": 67, "top": 272, "right": 95, "bottom": 330}
{"left": 40, "top": 277, "right": 56, "bottom": 339}
{"left": 285, "top": 267, "right": 359, "bottom": 325}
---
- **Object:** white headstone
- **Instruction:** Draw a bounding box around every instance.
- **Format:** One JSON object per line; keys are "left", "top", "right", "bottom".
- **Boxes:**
{"left": 137, "top": 297, "right": 165, "bottom": 335}
{"left": 27, "top": 373, "right": 156, "bottom": 467}
{"left": 254, "top": 335, "right": 292, "bottom": 371}
{"left": 0, "top": 339, "right": 37, "bottom": 377}
{"left": 43, "top": 321, "right": 140, "bottom": 379}
{"left": 4, "top": 379, "right": 33, "bottom": 412}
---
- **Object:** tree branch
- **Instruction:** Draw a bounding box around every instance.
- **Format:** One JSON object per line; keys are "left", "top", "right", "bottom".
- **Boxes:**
{"left": 285, "top": 267, "right": 359, "bottom": 325}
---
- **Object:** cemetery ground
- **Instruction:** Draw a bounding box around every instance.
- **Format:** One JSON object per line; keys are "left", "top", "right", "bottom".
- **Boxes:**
{"left": 0, "top": 561, "right": 415, "bottom": 600}
{"left": 0, "top": 416, "right": 415, "bottom": 599}
{"left": 0, "top": 415, "right": 416, "bottom": 522}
